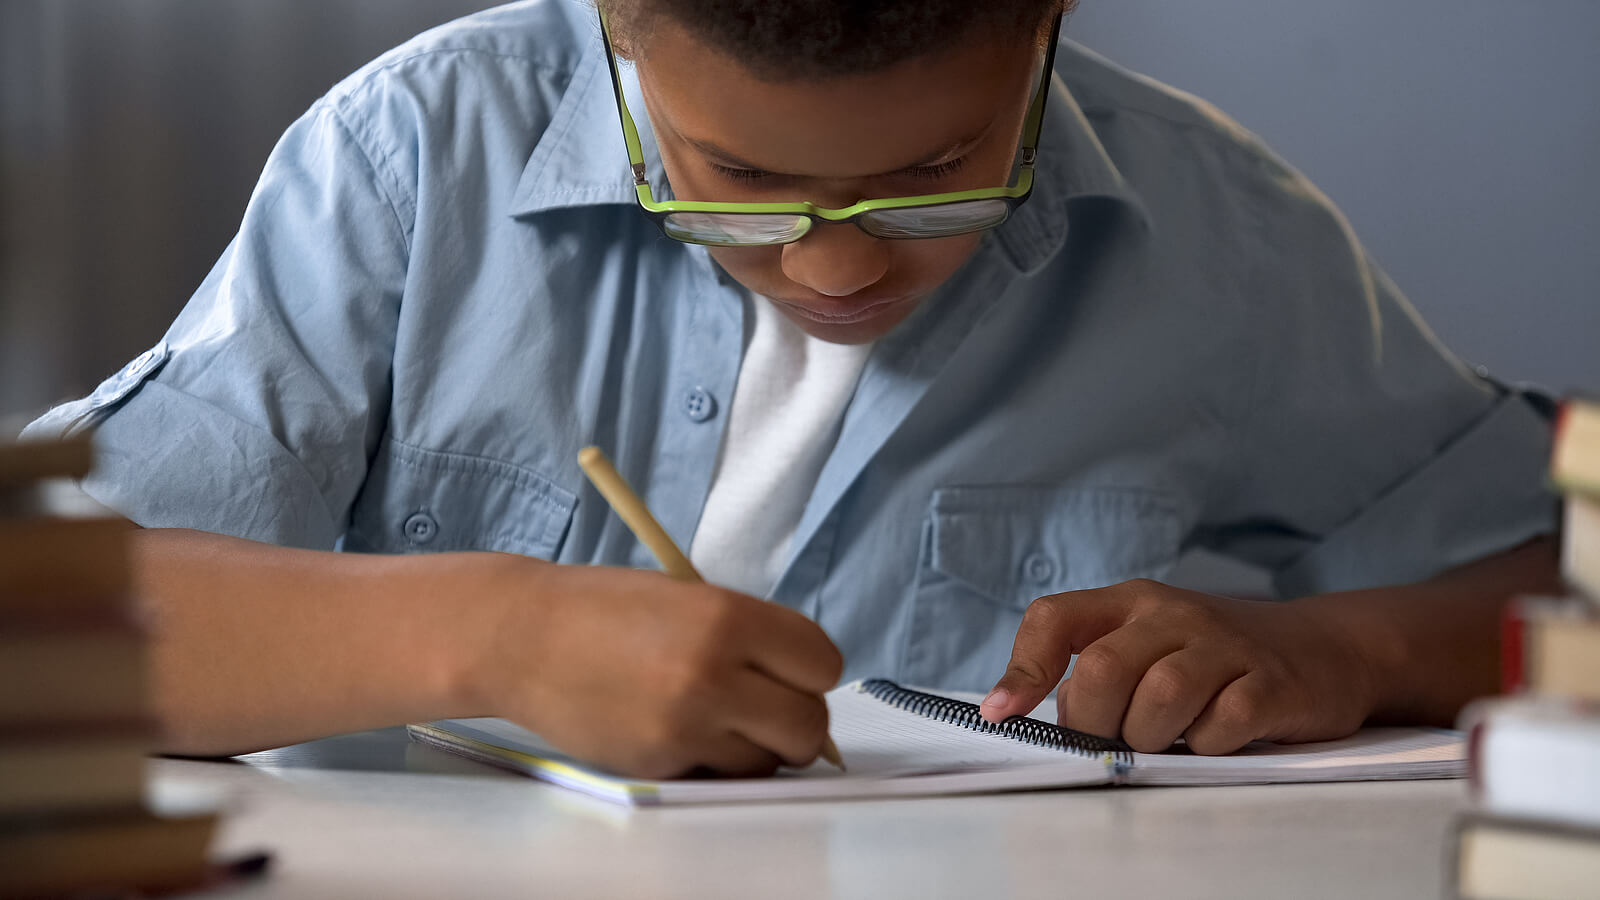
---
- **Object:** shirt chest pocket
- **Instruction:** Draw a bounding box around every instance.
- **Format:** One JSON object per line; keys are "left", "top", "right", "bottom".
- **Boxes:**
{"left": 900, "top": 484, "right": 1184, "bottom": 691}
{"left": 344, "top": 439, "right": 576, "bottom": 559}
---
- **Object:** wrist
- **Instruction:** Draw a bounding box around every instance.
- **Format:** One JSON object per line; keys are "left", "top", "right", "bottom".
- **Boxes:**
{"left": 1292, "top": 592, "right": 1406, "bottom": 723}
{"left": 428, "top": 551, "right": 559, "bottom": 719}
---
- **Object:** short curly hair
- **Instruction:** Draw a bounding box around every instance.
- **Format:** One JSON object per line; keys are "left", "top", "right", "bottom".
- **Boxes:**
{"left": 599, "top": 0, "right": 1072, "bottom": 81}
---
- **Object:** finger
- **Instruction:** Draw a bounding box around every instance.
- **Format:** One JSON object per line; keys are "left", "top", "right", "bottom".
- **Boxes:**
{"left": 730, "top": 594, "right": 845, "bottom": 696}
{"left": 982, "top": 586, "right": 1139, "bottom": 722}
{"left": 1183, "top": 670, "right": 1279, "bottom": 755}
{"left": 1120, "top": 648, "right": 1249, "bottom": 753}
{"left": 688, "top": 731, "right": 785, "bottom": 778}
{"left": 1058, "top": 617, "right": 1187, "bottom": 739}
{"left": 723, "top": 667, "right": 831, "bottom": 768}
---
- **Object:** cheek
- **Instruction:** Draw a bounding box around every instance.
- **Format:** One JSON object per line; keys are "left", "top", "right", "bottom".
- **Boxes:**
{"left": 893, "top": 233, "right": 984, "bottom": 287}
{"left": 706, "top": 246, "right": 783, "bottom": 284}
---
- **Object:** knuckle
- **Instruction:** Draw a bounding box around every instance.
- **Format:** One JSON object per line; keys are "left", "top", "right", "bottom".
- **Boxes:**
{"left": 1138, "top": 663, "right": 1190, "bottom": 712}
{"left": 1070, "top": 643, "right": 1127, "bottom": 688}
{"left": 1214, "top": 687, "right": 1266, "bottom": 732}
{"left": 699, "top": 589, "right": 747, "bottom": 636}
{"left": 1117, "top": 578, "right": 1163, "bottom": 605}
{"left": 1022, "top": 593, "right": 1068, "bottom": 627}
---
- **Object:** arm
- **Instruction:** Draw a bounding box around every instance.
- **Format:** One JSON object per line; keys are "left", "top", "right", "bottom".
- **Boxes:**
{"left": 135, "top": 528, "right": 841, "bottom": 777}
{"left": 979, "top": 537, "right": 1560, "bottom": 754}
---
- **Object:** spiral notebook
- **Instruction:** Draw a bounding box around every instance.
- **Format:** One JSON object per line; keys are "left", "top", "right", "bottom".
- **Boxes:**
{"left": 406, "top": 679, "right": 1465, "bottom": 806}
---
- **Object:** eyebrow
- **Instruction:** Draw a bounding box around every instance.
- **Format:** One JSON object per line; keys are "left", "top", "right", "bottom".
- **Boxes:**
{"left": 683, "top": 126, "right": 993, "bottom": 179}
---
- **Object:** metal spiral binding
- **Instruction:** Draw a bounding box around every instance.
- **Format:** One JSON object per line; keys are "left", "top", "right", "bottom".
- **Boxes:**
{"left": 860, "top": 679, "right": 1133, "bottom": 758}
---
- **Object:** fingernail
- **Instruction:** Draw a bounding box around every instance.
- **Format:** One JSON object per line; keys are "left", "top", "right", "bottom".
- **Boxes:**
{"left": 982, "top": 689, "right": 1011, "bottom": 711}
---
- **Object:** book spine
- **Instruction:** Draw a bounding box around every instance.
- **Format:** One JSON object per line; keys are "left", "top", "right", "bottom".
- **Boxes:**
{"left": 1500, "top": 599, "right": 1527, "bottom": 695}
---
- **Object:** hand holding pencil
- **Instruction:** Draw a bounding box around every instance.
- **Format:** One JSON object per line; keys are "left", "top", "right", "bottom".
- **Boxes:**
{"left": 579, "top": 446, "right": 847, "bottom": 772}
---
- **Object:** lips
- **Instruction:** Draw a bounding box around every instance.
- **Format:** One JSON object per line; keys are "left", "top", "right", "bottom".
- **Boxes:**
{"left": 767, "top": 293, "right": 915, "bottom": 326}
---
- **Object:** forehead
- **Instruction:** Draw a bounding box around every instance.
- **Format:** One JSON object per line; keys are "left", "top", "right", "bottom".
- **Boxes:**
{"left": 633, "top": 22, "right": 1038, "bottom": 178}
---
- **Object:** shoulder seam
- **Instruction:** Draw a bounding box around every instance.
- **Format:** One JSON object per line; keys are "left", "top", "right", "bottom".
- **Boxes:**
{"left": 312, "top": 100, "right": 415, "bottom": 253}
{"left": 334, "top": 46, "right": 576, "bottom": 101}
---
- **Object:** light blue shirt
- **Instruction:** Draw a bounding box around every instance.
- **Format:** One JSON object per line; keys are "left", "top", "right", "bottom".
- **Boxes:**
{"left": 26, "top": 0, "right": 1555, "bottom": 692}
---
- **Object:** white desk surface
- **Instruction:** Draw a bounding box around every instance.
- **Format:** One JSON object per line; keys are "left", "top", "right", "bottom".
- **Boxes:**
{"left": 166, "top": 727, "right": 1466, "bottom": 900}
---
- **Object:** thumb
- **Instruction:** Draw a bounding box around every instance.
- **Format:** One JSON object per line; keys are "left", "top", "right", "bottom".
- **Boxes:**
{"left": 980, "top": 589, "right": 1131, "bottom": 723}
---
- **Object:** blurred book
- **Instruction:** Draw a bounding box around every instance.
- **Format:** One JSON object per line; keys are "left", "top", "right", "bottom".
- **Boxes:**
{"left": 1453, "top": 815, "right": 1600, "bottom": 900}
{"left": 1452, "top": 397, "right": 1600, "bottom": 898}
{"left": 1502, "top": 597, "right": 1600, "bottom": 702}
{"left": 1560, "top": 493, "right": 1599, "bottom": 603}
{"left": 0, "top": 438, "right": 221, "bottom": 899}
{"left": 1552, "top": 397, "right": 1600, "bottom": 497}
{"left": 0, "top": 517, "right": 133, "bottom": 611}
{"left": 0, "top": 810, "right": 218, "bottom": 899}
{"left": 1463, "top": 697, "right": 1600, "bottom": 831}
{"left": 1553, "top": 398, "right": 1600, "bottom": 600}
{"left": 0, "top": 732, "right": 150, "bottom": 820}
{"left": 0, "top": 628, "right": 146, "bottom": 724}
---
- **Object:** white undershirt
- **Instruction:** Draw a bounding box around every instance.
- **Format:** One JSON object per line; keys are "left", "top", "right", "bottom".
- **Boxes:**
{"left": 689, "top": 295, "right": 875, "bottom": 598}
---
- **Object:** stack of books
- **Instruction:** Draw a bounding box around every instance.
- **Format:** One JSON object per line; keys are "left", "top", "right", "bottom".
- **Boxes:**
{"left": 0, "top": 440, "right": 218, "bottom": 898}
{"left": 1451, "top": 398, "right": 1600, "bottom": 900}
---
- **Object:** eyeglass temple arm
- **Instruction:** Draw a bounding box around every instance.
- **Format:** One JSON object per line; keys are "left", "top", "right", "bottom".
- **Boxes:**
{"left": 598, "top": 7, "right": 649, "bottom": 185}
{"left": 1019, "top": 10, "right": 1065, "bottom": 166}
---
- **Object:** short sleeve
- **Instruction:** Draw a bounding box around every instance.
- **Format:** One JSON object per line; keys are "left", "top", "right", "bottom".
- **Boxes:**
{"left": 22, "top": 100, "right": 410, "bottom": 549}
{"left": 1197, "top": 166, "right": 1557, "bottom": 597}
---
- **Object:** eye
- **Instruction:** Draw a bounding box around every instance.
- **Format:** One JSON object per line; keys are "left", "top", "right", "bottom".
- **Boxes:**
{"left": 709, "top": 162, "right": 779, "bottom": 183}
{"left": 901, "top": 157, "right": 968, "bottom": 181}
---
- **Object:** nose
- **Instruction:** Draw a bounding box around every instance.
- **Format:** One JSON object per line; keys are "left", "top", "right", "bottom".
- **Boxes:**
{"left": 780, "top": 222, "right": 890, "bottom": 297}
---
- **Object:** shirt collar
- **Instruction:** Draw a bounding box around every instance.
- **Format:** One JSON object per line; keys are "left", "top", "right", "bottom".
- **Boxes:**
{"left": 509, "top": 36, "right": 1145, "bottom": 274}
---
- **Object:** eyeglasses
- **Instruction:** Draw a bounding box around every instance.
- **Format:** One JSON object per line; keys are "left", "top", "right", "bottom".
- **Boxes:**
{"left": 598, "top": 8, "right": 1062, "bottom": 247}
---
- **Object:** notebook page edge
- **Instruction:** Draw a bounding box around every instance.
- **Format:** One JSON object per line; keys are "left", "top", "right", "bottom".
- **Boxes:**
{"left": 1122, "top": 726, "right": 1467, "bottom": 786}
{"left": 406, "top": 722, "right": 654, "bottom": 806}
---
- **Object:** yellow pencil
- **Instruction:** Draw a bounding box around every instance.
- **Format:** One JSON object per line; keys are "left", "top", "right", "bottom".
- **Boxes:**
{"left": 577, "top": 446, "right": 847, "bottom": 772}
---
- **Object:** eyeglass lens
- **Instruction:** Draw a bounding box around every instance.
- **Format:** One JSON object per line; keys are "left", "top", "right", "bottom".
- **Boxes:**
{"left": 859, "top": 198, "right": 1011, "bottom": 239}
{"left": 661, "top": 198, "right": 1010, "bottom": 246}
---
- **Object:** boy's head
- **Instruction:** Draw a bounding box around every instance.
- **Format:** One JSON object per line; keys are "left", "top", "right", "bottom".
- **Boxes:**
{"left": 601, "top": 0, "right": 1068, "bottom": 343}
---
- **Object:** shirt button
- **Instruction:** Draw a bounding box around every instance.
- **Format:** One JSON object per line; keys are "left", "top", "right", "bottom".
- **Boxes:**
{"left": 402, "top": 511, "right": 439, "bottom": 545}
{"left": 1023, "top": 552, "right": 1057, "bottom": 585}
{"left": 682, "top": 386, "right": 717, "bottom": 423}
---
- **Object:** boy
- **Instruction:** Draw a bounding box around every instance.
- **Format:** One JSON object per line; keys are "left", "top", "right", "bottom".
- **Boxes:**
{"left": 24, "top": 0, "right": 1559, "bottom": 778}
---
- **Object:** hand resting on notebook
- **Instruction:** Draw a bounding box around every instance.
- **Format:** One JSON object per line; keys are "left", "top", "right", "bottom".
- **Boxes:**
{"left": 979, "top": 538, "right": 1559, "bottom": 755}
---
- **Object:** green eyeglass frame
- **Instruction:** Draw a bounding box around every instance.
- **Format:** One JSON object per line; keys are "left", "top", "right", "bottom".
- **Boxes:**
{"left": 598, "top": 8, "right": 1064, "bottom": 247}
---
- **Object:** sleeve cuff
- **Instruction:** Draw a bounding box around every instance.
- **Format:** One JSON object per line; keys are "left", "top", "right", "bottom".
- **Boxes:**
{"left": 61, "top": 381, "right": 340, "bottom": 550}
{"left": 1274, "top": 389, "right": 1559, "bottom": 598}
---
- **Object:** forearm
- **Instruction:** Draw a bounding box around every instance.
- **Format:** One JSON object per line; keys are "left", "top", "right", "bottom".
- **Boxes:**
{"left": 1297, "top": 537, "right": 1561, "bottom": 727}
{"left": 132, "top": 529, "right": 515, "bottom": 756}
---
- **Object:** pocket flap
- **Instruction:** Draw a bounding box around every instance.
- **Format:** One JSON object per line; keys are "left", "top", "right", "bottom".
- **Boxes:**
{"left": 347, "top": 439, "right": 577, "bottom": 559}
{"left": 927, "top": 484, "right": 1182, "bottom": 609}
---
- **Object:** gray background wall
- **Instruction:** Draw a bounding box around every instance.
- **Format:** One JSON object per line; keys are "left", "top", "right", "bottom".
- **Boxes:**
{"left": 3, "top": 0, "right": 1596, "bottom": 427}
